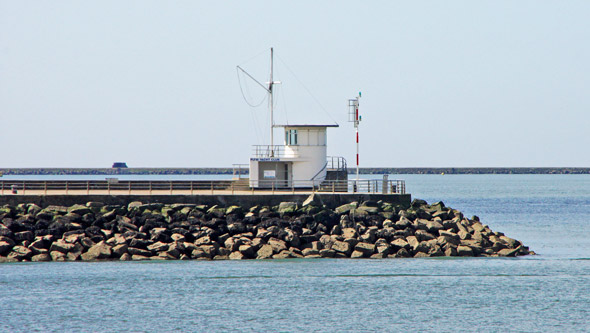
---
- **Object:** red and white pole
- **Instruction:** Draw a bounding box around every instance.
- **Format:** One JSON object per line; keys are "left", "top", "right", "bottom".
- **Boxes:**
{"left": 356, "top": 108, "right": 359, "bottom": 183}
{"left": 349, "top": 92, "right": 361, "bottom": 191}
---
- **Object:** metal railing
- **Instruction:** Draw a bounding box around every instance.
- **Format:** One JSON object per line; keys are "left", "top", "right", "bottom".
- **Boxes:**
{"left": 0, "top": 180, "right": 233, "bottom": 195}
{"left": 0, "top": 179, "right": 405, "bottom": 195}
{"left": 249, "top": 179, "right": 406, "bottom": 194}
{"left": 251, "top": 145, "right": 299, "bottom": 158}
{"left": 326, "top": 156, "right": 347, "bottom": 171}
{"left": 232, "top": 164, "right": 249, "bottom": 179}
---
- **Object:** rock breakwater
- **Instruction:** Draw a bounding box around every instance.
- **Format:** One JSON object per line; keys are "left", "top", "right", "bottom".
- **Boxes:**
{"left": 0, "top": 195, "right": 533, "bottom": 262}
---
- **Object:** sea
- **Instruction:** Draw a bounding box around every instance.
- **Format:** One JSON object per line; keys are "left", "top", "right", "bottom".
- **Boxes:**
{"left": 1, "top": 174, "right": 589, "bottom": 332}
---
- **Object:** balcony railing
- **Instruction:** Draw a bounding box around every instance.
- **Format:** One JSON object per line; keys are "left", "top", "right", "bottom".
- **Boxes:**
{"left": 251, "top": 145, "right": 298, "bottom": 159}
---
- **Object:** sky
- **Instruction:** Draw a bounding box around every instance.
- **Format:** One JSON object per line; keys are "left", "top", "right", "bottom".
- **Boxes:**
{"left": 1, "top": 1, "right": 589, "bottom": 168}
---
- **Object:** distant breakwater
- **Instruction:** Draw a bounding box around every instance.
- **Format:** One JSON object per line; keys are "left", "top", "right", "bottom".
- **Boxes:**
{"left": 1, "top": 167, "right": 589, "bottom": 175}
{"left": 0, "top": 195, "right": 533, "bottom": 263}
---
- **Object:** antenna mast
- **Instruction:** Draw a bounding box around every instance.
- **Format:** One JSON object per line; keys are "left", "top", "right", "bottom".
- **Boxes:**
{"left": 269, "top": 48, "right": 275, "bottom": 153}
{"left": 236, "top": 48, "right": 281, "bottom": 156}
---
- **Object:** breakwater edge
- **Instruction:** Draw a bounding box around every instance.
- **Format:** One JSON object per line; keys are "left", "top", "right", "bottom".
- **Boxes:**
{"left": 0, "top": 194, "right": 532, "bottom": 262}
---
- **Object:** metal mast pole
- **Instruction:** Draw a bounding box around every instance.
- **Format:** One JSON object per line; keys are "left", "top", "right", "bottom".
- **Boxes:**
{"left": 355, "top": 97, "right": 360, "bottom": 183}
{"left": 348, "top": 93, "right": 361, "bottom": 191}
{"left": 269, "top": 47, "right": 274, "bottom": 155}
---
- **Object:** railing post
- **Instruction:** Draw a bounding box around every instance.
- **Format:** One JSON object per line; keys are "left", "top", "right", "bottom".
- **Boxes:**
{"left": 87, "top": 181, "right": 90, "bottom": 195}
{"left": 272, "top": 181, "right": 275, "bottom": 194}
{"left": 191, "top": 181, "right": 194, "bottom": 195}
{"left": 44, "top": 182, "right": 47, "bottom": 195}
{"left": 108, "top": 182, "right": 110, "bottom": 195}
{"left": 23, "top": 182, "right": 26, "bottom": 195}
{"left": 65, "top": 181, "right": 68, "bottom": 195}
{"left": 149, "top": 181, "right": 152, "bottom": 195}
{"left": 211, "top": 181, "right": 214, "bottom": 195}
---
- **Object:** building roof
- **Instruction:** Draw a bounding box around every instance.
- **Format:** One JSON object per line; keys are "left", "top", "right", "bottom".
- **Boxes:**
{"left": 273, "top": 124, "right": 339, "bottom": 128}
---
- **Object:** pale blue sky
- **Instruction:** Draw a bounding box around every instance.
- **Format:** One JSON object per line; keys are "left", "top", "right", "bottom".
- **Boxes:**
{"left": 1, "top": 1, "right": 589, "bottom": 168}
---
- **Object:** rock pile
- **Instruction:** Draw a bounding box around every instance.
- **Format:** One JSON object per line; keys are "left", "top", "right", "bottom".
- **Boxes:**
{"left": 0, "top": 195, "right": 533, "bottom": 262}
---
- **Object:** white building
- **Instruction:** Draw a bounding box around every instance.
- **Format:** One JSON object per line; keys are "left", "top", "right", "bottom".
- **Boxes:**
{"left": 249, "top": 124, "right": 339, "bottom": 188}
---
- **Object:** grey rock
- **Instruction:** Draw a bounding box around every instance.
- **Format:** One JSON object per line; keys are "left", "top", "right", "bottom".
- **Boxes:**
{"left": 112, "top": 244, "right": 129, "bottom": 257}
{"left": 8, "top": 246, "right": 32, "bottom": 260}
{"left": 268, "top": 237, "right": 288, "bottom": 253}
{"left": 256, "top": 244, "right": 274, "bottom": 259}
{"left": 49, "top": 240, "right": 75, "bottom": 254}
{"left": 229, "top": 251, "right": 245, "bottom": 260}
{"left": 31, "top": 253, "right": 51, "bottom": 262}
{"left": 457, "top": 245, "right": 474, "bottom": 256}
{"left": 354, "top": 242, "right": 375, "bottom": 256}
{"left": 331, "top": 240, "right": 352, "bottom": 255}
{"left": 81, "top": 241, "right": 112, "bottom": 260}
{"left": 302, "top": 193, "right": 323, "bottom": 207}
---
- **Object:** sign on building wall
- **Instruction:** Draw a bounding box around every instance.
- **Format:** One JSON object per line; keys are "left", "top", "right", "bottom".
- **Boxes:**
{"left": 263, "top": 170, "right": 276, "bottom": 179}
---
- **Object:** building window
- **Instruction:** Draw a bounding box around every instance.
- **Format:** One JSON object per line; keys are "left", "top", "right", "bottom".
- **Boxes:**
{"left": 285, "top": 129, "right": 298, "bottom": 145}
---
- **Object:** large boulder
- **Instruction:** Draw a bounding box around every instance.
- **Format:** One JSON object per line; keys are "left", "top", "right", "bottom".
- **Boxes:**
{"left": 238, "top": 244, "right": 256, "bottom": 258}
{"left": 354, "top": 242, "right": 375, "bottom": 257}
{"left": 335, "top": 202, "right": 356, "bottom": 215}
{"left": 81, "top": 241, "right": 112, "bottom": 260}
{"left": 268, "top": 238, "right": 288, "bottom": 253}
{"left": 497, "top": 246, "right": 521, "bottom": 257}
{"left": 128, "top": 247, "right": 152, "bottom": 257}
{"left": 8, "top": 246, "right": 32, "bottom": 261}
{"left": 342, "top": 228, "right": 358, "bottom": 239}
{"left": 457, "top": 245, "right": 474, "bottom": 256}
{"left": 31, "top": 253, "right": 51, "bottom": 262}
{"left": 229, "top": 251, "right": 245, "bottom": 260}
{"left": 256, "top": 244, "right": 274, "bottom": 259}
{"left": 278, "top": 202, "right": 298, "bottom": 215}
{"left": 302, "top": 193, "right": 323, "bottom": 207}
{"left": 49, "top": 240, "right": 75, "bottom": 254}
{"left": 331, "top": 240, "right": 352, "bottom": 255}
{"left": 0, "top": 238, "right": 15, "bottom": 255}
{"left": 112, "top": 244, "right": 129, "bottom": 257}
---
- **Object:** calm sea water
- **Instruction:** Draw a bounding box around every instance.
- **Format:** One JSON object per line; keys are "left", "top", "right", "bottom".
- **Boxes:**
{"left": 1, "top": 174, "right": 589, "bottom": 332}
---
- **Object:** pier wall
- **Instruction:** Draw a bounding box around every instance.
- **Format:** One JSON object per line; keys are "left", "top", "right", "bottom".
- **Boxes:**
{"left": 0, "top": 193, "right": 411, "bottom": 209}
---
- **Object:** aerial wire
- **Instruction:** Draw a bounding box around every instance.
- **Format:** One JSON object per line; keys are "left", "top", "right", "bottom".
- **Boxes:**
{"left": 276, "top": 55, "right": 339, "bottom": 126}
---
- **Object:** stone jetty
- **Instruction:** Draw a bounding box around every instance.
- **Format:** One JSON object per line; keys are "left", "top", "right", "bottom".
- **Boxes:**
{"left": 0, "top": 194, "right": 532, "bottom": 262}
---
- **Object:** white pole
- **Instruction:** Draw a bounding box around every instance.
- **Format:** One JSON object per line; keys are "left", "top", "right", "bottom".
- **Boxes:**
{"left": 356, "top": 125, "right": 359, "bottom": 182}
{"left": 269, "top": 47, "right": 274, "bottom": 156}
